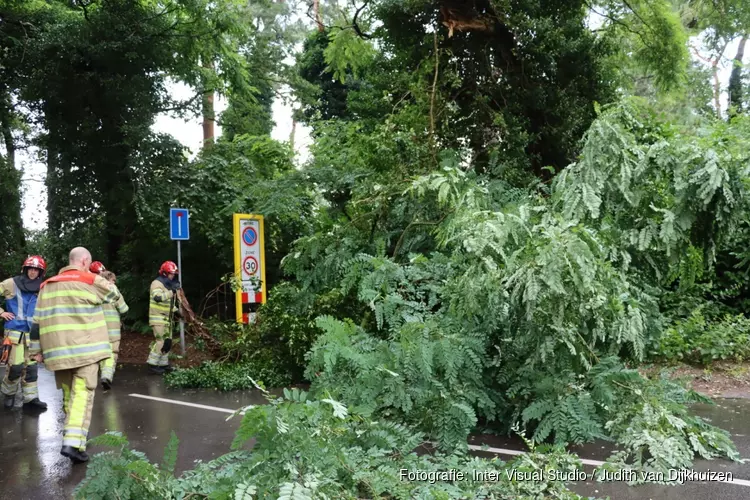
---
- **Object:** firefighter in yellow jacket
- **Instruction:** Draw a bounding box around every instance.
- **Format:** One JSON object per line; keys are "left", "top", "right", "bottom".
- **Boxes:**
{"left": 96, "top": 270, "right": 128, "bottom": 390}
{"left": 33, "top": 247, "right": 121, "bottom": 464}
{"left": 0, "top": 256, "right": 48, "bottom": 412}
{"left": 146, "top": 260, "right": 181, "bottom": 374}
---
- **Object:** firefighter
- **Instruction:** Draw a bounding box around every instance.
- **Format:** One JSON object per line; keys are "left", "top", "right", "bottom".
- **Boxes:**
{"left": 98, "top": 270, "right": 128, "bottom": 390}
{"left": 89, "top": 261, "right": 106, "bottom": 274}
{"left": 146, "top": 261, "right": 181, "bottom": 374}
{"left": 33, "top": 246, "right": 122, "bottom": 463}
{"left": 0, "top": 256, "right": 48, "bottom": 412}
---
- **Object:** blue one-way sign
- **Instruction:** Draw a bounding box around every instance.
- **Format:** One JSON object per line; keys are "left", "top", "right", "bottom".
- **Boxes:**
{"left": 170, "top": 208, "right": 190, "bottom": 240}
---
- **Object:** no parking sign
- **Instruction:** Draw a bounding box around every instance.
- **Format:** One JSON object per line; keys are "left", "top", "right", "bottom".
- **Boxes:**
{"left": 242, "top": 226, "right": 257, "bottom": 246}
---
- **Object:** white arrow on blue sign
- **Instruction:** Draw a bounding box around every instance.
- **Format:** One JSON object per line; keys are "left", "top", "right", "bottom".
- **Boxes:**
{"left": 170, "top": 208, "right": 190, "bottom": 240}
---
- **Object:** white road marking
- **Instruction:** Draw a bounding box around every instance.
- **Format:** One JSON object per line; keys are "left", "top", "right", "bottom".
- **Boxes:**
{"left": 466, "top": 444, "right": 603, "bottom": 466}
{"left": 128, "top": 393, "right": 254, "bottom": 414}
{"left": 130, "top": 393, "right": 750, "bottom": 488}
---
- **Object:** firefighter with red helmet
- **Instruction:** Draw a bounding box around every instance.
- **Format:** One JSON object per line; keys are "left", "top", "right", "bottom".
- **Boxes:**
{"left": 89, "top": 261, "right": 106, "bottom": 274}
{"left": 146, "top": 261, "right": 182, "bottom": 373}
{"left": 98, "top": 269, "right": 129, "bottom": 390}
{"left": 0, "top": 256, "right": 49, "bottom": 411}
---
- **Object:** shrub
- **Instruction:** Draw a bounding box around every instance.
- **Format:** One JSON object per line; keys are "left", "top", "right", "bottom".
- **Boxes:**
{"left": 650, "top": 310, "right": 750, "bottom": 365}
{"left": 165, "top": 360, "right": 292, "bottom": 391}
{"left": 194, "top": 281, "right": 368, "bottom": 387}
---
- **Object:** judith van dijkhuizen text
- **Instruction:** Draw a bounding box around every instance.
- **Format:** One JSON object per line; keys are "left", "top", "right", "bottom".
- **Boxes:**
{"left": 399, "top": 468, "right": 733, "bottom": 484}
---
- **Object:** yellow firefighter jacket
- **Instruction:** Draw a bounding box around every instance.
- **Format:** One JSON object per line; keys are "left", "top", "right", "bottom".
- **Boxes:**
{"left": 103, "top": 283, "right": 128, "bottom": 342}
{"left": 148, "top": 279, "right": 181, "bottom": 327}
{"left": 33, "top": 266, "right": 121, "bottom": 371}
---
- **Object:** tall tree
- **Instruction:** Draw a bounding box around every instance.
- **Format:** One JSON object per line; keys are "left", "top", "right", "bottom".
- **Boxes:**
{"left": 0, "top": 0, "right": 67, "bottom": 272}
{"left": 295, "top": 0, "right": 690, "bottom": 182}
{"left": 728, "top": 35, "right": 748, "bottom": 116}
{"left": 9, "top": 0, "right": 292, "bottom": 270}
{"left": 680, "top": 0, "right": 750, "bottom": 117}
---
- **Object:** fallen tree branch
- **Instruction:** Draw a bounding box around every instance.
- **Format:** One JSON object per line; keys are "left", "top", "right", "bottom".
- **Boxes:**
{"left": 177, "top": 289, "right": 222, "bottom": 353}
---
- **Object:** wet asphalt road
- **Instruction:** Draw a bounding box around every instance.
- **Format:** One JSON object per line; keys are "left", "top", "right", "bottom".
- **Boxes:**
{"left": 0, "top": 364, "right": 749, "bottom": 499}
{"left": 0, "top": 364, "right": 268, "bottom": 499}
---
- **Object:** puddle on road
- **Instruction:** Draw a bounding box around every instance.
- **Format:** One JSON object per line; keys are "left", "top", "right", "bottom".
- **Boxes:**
{"left": 690, "top": 398, "right": 750, "bottom": 436}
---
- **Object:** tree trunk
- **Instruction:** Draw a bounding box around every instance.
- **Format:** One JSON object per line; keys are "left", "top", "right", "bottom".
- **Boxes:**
{"left": 45, "top": 135, "right": 64, "bottom": 248}
{"left": 692, "top": 42, "right": 730, "bottom": 119}
{"left": 0, "top": 90, "right": 25, "bottom": 265}
{"left": 290, "top": 116, "right": 297, "bottom": 150}
{"left": 314, "top": 0, "right": 323, "bottom": 32}
{"left": 728, "top": 36, "right": 748, "bottom": 119}
{"left": 99, "top": 115, "right": 137, "bottom": 270}
{"left": 0, "top": 93, "right": 16, "bottom": 171}
{"left": 202, "top": 58, "right": 215, "bottom": 147}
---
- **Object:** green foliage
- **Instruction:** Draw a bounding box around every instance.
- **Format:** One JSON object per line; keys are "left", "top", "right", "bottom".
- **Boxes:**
{"left": 552, "top": 99, "right": 746, "bottom": 286}
{"left": 76, "top": 392, "right": 599, "bottom": 500}
{"left": 682, "top": 0, "right": 750, "bottom": 48}
{"left": 72, "top": 432, "right": 178, "bottom": 499}
{"left": 511, "top": 356, "right": 741, "bottom": 480}
{"left": 294, "top": 30, "right": 355, "bottom": 122}
{"left": 245, "top": 282, "right": 367, "bottom": 374}
{"left": 288, "top": 95, "right": 745, "bottom": 472}
{"left": 165, "top": 360, "right": 291, "bottom": 391}
{"left": 595, "top": 0, "right": 689, "bottom": 90}
{"left": 296, "top": 0, "right": 621, "bottom": 179}
{"left": 120, "top": 133, "right": 315, "bottom": 319}
{"left": 305, "top": 313, "right": 492, "bottom": 449}
{"left": 2, "top": 0, "right": 304, "bottom": 324}
{"left": 602, "top": 369, "right": 742, "bottom": 481}
{"left": 0, "top": 155, "right": 26, "bottom": 277}
{"left": 323, "top": 18, "right": 377, "bottom": 83}
{"left": 7, "top": 2, "right": 750, "bottom": 497}
{"left": 650, "top": 309, "right": 750, "bottom": 365}
{"left": 166, "top": 282, "right": 368, "bottom": 390}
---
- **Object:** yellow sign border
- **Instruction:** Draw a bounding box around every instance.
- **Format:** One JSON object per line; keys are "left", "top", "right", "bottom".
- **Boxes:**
{"left": 233, "top": 213, "right": 267, "bottom": 323}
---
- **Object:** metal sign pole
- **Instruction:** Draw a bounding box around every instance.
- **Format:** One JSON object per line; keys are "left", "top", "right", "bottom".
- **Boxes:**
{"left": 177, "top": 239, "right": 185, "bottom": 353}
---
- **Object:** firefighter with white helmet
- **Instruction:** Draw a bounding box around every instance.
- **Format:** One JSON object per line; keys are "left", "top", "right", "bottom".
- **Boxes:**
{"left": 0, "top": 255, "right": 49, "bottom": 412}
{"left": 146, "top": 261, "right": 182, "bottom": 374}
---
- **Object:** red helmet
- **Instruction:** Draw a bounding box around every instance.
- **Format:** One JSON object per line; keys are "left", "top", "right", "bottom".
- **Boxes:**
{"left": 22, "top": 255, "right": 46, "bottom": 274}
{"left": 89, "top": 261, "right": 106, "bottom": 274}
{"left": 159, "top": 261, "right": 178, "bottom": 276}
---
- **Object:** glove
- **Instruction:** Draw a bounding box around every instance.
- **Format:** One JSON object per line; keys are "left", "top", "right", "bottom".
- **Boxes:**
{"left": 30, "top": 323, "right": 40, "bottom": 341}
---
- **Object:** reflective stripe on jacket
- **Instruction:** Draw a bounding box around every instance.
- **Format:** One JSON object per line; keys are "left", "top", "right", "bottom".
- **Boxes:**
{"left": 103, "top": 285, "right": 128, "bottom": 341}
{"left": 1, "top": 278, "right": 37, "bottom": 333}
{"left": 0, "top": 278, "right": 41, "bottom": 353}
{"left": 148, "top": 279, "right": 179, "bottom": 326}
{"left": 33, "top": 266, "right": 121, "bottom": 371}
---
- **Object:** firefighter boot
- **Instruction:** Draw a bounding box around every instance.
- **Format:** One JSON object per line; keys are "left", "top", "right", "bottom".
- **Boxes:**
{"left": 3, "top": 394, "right": 14, "bottom": 409}
{"left": 61, "top": 445, "right": 89, "bottom": 464}
{"left": 23, "top": 398, "right": 48, "bottom": 413}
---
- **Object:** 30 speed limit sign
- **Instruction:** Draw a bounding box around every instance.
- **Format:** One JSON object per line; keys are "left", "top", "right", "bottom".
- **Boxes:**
{"left": 242, "top": 256, "right": 258, "bottom": 276}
